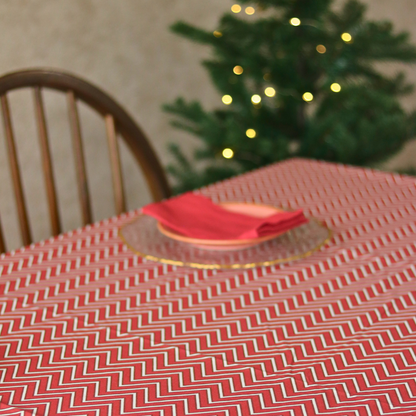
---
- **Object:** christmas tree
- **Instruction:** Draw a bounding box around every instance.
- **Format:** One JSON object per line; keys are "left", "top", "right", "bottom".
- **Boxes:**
{"left": 164, "top": 0, "right": 416, "bottom": 193}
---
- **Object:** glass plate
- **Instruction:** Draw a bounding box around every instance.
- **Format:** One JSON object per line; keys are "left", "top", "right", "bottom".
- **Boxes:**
{"left": 119, "top": 214, "right": 332, "bottom": 270}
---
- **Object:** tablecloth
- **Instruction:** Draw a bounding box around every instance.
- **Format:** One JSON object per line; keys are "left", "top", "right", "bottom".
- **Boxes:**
{"left": 0, "top": 158, "right": 415, "bottom": 416}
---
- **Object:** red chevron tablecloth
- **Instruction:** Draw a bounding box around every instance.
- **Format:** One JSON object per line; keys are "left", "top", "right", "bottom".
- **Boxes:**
{"left": 1, "top": 158, "right": 416, "bottom": 416}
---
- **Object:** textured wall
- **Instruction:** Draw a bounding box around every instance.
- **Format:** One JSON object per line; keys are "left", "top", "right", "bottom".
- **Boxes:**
{"left": 0, "top": 0, "right": 415, "bottom": 251}
{"left": 361, "top": 0, "right": 416, "bottom": 170}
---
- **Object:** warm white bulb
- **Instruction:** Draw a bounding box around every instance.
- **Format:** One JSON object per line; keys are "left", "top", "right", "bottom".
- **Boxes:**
{"left": 265, "top": 87, "right": 276, "bottom": 97}
{"left": 222, "top": 95, "right": 233, "bottom": 105}
{"left": 251, "top": 94, "right": 262, "bottom": 104}
{"left": 245, "top": 6, "right": 255, "bottom": 15}
{"left": 316, "top": 44, "right": 327, "bottom": 54}
{"left": 341, "top": 32, "right": 352, "bottom": 42}
{"left": 302, "top": 92, "right": 314, "bottom": 102}
{"left": 246, "top": 129, "right": 257, "bottom": 138}
{"left": 231, "top": 4, "right": 241, "bottom": 13}
{"left": 233, "top": 65, "right": 244, "bottom": 75}
{"left": 331, "top": 83, "right": 341, "bottom": 92}
{"left": 290, "top": 17, "right": 301, "bottom": 26}
{"left": 222, "top": 148, "right": 234, "bottom": 159}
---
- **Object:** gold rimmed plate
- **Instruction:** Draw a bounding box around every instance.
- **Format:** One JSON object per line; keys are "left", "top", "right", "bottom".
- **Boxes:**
{"left": 119, "top": 203, "right": 332, "bottom": 269}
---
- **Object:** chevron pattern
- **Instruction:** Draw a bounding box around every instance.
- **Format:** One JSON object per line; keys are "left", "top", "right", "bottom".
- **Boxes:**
{"left": 1, "top": 158, "right": 416, "bottom": 415}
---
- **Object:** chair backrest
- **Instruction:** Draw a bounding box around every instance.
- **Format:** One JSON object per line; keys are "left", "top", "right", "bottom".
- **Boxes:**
{"left": 0, "top": 68, "right": 171, "bottom": 253}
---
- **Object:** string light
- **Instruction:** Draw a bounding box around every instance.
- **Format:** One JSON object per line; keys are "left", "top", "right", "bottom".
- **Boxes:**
{"left": 233, "top": 65, "right": 244, "bottom": 75}
{"left": 341, "top": 32, "right": 352, "bottom": 42}
{"left": 213, "top": 31, "right": 223, "bottom": 38}
{"left": 245, "top": 6, "right": 255, "bottom": 15}
{"left": 251, "top": 94, "right": 261, "bottom": 104}
{"left": 246, "top": 129, "right": 257, "bottom": 138}
{"left": 265, "top": 87, "right": 276, "bottom": 97}
{"left": 231, "top": 4, "right": 241, "bottom": 13}
{"left": 302, "top": 92, "right": 314, "bottom": 102}
{"left": 290, "top": 17, "right": 301, "bottom": 26}
{"left": 331, "top": 83, "right": 341, "bottom": 92}
{"left": 222, "top": 95, "right": 233, "bottom": 105}
{"left": 222, "top": 148, "right": 234, "bottom": 159}
{"left": 316, "top": 45, "right": 327, "bottom": 54}
{"left": 263, "top": 73, "right": 271, "bottom": 81}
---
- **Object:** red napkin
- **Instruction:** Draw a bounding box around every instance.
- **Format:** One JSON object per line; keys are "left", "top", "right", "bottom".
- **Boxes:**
{"left": 142, "top": 193, "right": 308, "bottom": 240}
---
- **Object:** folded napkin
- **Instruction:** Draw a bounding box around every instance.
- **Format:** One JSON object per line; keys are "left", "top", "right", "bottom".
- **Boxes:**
{"left": 142, "top": 193, "right": 308, "bottom": 240}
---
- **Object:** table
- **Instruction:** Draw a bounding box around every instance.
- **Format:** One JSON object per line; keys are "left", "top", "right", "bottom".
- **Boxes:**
{"left": 1, "top": 158, "right": 415, "bottom": 416}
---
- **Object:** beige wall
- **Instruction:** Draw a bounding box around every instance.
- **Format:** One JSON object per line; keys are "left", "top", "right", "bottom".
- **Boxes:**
{"left": 362, "top": 0, "right": 416, "bottom": 170}
{"left": 0, "top": 0, "right": 415, "bottom": 251}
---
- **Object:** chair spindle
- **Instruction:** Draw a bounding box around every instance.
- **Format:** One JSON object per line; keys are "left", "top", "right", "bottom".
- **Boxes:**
{"left": 1, "top": 94, "right": 32, "bottom": 246}
{"left": 0, "top": 215, "right": 6, "bottom": 254}
{"left": 67, "top": 91, "right": 92, "bottom": 225}
{"left": 105, "top": 114, "right": 126, "bottom": 215}
{"left": 33, "top": 87, "right": 61, "bottom": 236}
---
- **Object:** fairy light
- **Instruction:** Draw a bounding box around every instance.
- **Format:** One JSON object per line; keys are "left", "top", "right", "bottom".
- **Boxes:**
{"left": 263, "top": 73, "right": 271, "bottom": 81}
{"left": 316, "top": 45, "right": 327, "bottom": 54}
{"left": 231, "top": 4, "right": 241, "bottom": 13}
{"left": 233, "top": 65, "right": 244, "bottom": 75}
{"left": 302, "top": 92, "right": 314, "bottom": 102}
{"left": 245, "top": 6, "right": 255, "bottom": 15}
{"left": 265, "top": 87, "right": 276, "bottom": 97}
{"left": 290, "top": 17, "right": 301, "bottom": 26}
{"left": 246, "top": 129, "right": 256, "bottom": 138}
{"left": 341, "top": 32, "right": 352, "bottom": 42}
{"left": 331, "top": 83, "right": 341, "bottom": 92}
{"left": 222, "top": 95, "right": 233, "bottom": 105}
{"left": 213, "top": 31, "right": 223, "bottom": 38}
{"left": 222, "top": 148, "right": 234, "bottom": 159}
{"left": 251, "top": 94, "right": 261, "bottom": 104}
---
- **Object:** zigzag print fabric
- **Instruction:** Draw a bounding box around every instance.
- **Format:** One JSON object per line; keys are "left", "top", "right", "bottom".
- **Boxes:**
{"left": 0, "top": 158, "right": 415, "bottom": 416}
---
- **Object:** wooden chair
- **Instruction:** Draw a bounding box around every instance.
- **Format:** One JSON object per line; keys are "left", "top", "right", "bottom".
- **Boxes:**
{"left": 0, "top": 68, "right": 171, "bottom": 254}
